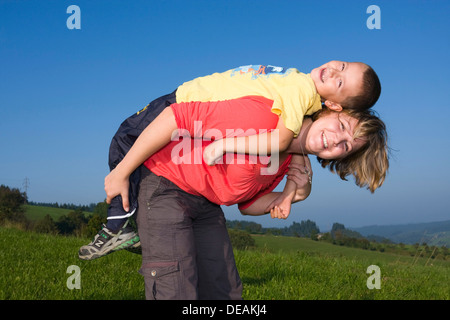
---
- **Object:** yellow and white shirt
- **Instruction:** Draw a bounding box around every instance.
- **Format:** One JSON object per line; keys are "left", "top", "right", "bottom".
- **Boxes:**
{"left": 176, "top": 65, "right": 322, "bottom": 136}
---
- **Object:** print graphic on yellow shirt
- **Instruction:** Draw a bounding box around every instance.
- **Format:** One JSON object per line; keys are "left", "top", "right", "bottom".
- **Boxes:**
{"left": 176, "top": 65, "right": 322, "bottom": 136}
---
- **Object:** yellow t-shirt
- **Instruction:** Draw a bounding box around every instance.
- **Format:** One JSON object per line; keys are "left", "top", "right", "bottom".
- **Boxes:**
{"left": 176, "top": 65, "right": 322, "bottom": 136}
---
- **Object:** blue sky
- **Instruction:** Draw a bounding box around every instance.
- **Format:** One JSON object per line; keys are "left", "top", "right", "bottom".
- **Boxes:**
{"left": 1, "top": 0, "right": 449, "bottom": 230}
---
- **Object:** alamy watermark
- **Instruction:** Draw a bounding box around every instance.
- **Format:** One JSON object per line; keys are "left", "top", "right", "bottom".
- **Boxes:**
{"left": 366, "top": 265, "right": 381, "bottom": 289}
{"left": 65, "top": 6, "right": 381, "bottom": 31}
{"left": 67, "top": 5, "right": 81, "bottom": 30}
{"left": 366, "top": 5, "right": 381, "bottom": 30}
{"left": 66, "top": 265, "right": 81, "bottom": 290}
{"left": 170, "top": 121, "right": 280, "bottom": 175}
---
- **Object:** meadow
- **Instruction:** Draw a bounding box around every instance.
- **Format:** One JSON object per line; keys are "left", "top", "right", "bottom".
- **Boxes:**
{"left": 0, "top": 227, "right": 448, "bottom": 300}
{"left": 24, "top": 204, "right": 91, "bottom": 221}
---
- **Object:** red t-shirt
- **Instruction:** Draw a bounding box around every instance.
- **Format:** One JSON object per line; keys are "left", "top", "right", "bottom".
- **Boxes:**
{"left": 144, "top": 96, "right": 292, "bottom": 210}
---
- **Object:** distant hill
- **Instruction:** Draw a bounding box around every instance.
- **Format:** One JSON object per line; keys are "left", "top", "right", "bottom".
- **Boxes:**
{"left": 351, "top": 220, "right": 450, "bottom": 247}
{"left": 24, "top": 205, "right": 91, "bottom": 221}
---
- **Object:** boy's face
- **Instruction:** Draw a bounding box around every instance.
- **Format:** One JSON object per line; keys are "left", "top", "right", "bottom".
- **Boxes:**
{"left": 306, "top": 111, "right": 366, "bottom": 160}
{"left": 311, "top": 60, "right": 367, "bottom": 110}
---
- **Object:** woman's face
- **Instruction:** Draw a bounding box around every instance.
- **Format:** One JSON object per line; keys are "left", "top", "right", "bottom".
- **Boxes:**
{"left": 306, "top": 111, "right": 366, "bottom": 159}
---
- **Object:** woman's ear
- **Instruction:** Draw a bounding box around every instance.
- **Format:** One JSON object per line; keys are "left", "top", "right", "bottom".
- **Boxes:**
{"left": 324, "top": 100, "right": 343, "bottom": 112}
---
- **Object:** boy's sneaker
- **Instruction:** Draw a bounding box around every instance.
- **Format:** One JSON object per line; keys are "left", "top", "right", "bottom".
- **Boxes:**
{"left": 78, "top": 222, "right": 140, "bottom": 260}
{"left": 125, "top": 240, "right": 142, "bottom": 255}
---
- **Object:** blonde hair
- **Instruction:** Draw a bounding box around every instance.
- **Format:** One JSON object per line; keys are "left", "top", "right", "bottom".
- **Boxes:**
{"left": 313, "top": 108, "right": 389, "bottom": 193}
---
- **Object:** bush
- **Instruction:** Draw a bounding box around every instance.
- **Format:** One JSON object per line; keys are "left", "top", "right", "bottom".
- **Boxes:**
{"left": 56, "top": 209, "right": 88, "bottom": 236}
{"left": 34, "top": 214, "right": 59, "bottom": 234}
{"left": 0, "top": 185, "right": 27, "bottom": 225}
{"left": 84, "top": 214, "right": 107, "bottom": 238}
{"left": 228, "top": 229, "right": 255, "bottom": 250}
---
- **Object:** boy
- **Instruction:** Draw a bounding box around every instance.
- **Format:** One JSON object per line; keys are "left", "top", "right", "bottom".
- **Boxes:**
{"left": 79, "top": 61, "right": 381, "bottom": 260}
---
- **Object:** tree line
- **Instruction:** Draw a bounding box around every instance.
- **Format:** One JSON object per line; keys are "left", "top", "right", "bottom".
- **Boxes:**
{"left": 226, "top": 219, "right": 320, "bottom": 238}
{"left": 1, "top": 184, "right": 448, "bottom": 260}
{"left": 33, "top": 204, "right": 108, "bottom": 238}
{"left": 27, "top": 201, "right": 97, "bottom": 212}
{"left": 0, "top": 185, "right": 106, "bottom": 238}
{"left": 317, "top": 222, "right": 449, "bottom": 260}
{"left": 227, "top": 219, "right": 449, "bottom": 260}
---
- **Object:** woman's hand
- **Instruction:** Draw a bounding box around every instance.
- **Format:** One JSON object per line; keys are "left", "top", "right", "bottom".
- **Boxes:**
{"left": 287, "top": 161, "right": 312, "bottom": 202}
{"left": 268, "top": 194, "right": 293, "bottom": 219}
{"left": 203, "top": 139, "right": 225, "bottom": 165}
{"left": 104, "top": 167, "right": 130, "bottom": 212}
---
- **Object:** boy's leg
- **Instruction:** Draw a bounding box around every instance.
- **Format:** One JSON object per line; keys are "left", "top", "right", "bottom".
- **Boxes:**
{"left": 78, "top": 218, "right": 139, "bottom": 260}
{"left": 78, "top": 91, "right": 177, "bottom": 260}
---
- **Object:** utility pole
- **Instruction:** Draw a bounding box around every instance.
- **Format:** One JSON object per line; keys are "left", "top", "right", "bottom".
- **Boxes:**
{"left": 23, "top": 177, "right": 29, "bottom": 203}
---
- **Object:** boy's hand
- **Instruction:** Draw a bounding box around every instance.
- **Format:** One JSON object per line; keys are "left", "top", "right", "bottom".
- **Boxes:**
{"left": 203, "top": 139, "right": 225, "bottom": 166}
{"left": 104, "top": 168, "right": 130, "bottom": 212}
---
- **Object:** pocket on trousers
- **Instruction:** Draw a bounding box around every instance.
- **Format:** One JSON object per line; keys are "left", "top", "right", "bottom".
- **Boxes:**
{"left": 139, "top": 261, "right": 180, "bottom": 300}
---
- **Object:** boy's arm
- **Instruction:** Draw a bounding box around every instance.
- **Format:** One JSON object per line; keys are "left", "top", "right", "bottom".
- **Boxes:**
{"left": 104, "top": 107, "right": 177, "bottom": 211}
{"left": 204, "top": 117, "right": 294, "bottom": 165}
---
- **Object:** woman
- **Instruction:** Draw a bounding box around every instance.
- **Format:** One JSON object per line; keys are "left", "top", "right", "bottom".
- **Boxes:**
{"left": 105, "top": 96, "right": 389, "bottom": 299}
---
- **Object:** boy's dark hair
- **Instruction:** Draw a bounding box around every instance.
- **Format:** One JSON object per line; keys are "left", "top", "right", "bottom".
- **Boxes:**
{"left": 343, "top": 64, "right": 381, "bottom": 110}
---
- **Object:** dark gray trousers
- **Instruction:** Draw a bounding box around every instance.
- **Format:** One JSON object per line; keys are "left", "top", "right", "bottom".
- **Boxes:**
{"left": 137, "top": 167, "right": 243, "bottom": 300}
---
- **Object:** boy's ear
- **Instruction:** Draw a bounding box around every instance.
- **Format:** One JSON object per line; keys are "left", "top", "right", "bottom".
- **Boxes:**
{"left": 324, "top": 100, "right": 343, "bottom": 112}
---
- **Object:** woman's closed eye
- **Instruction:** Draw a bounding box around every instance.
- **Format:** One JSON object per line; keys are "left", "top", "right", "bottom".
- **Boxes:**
{"left": 339, "top": 121, "right": 349, "bottom": 151}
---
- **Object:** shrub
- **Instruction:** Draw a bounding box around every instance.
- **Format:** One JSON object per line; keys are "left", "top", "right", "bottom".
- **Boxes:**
{"left": 34, "top": 214, "right": 59, "bottom": 234}
{"left": 228, "top": 229, "right": 255, "bottom": 250}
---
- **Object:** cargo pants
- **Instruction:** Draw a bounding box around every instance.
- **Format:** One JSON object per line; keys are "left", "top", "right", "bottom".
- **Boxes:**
{"left": 137, "top": 167, "right": 243, "bottom": 300}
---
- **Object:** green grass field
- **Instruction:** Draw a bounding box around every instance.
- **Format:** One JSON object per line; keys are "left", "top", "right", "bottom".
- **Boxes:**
{"left": 24, "top": 205, "right": 91, "bottom": 221}
{"left": 0, "top": 227, "right": 143, "bottom": 300}
{"left": 245, "top": 235, "right": 449, "bottom": 299}
{"left": 0, "top": 227, "right": 448, "bottom": 300}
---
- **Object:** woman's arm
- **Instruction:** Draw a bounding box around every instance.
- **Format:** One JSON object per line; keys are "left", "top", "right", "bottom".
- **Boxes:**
{"left": 239, "top": 155, "right": 312, "bottom": 218}
{"left": 239, "top": 192, "right": 283, "bottom": 216}
{"left": 266, "top": 154, "right": 313, "bottom": 219}
{"left": 239, "top": 191, "right": 302, "bottom": 219}
{"left": 286, "top": 154, "right": 312, "bottom": 202}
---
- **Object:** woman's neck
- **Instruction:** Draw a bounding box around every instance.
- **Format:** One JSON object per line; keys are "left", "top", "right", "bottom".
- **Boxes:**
{"left": 286, "top": 118, "right": 312, "bottom": 155}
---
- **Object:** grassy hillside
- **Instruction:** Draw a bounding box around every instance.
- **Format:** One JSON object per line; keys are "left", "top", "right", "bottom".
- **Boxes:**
{"left": 24, "top": 204, "right": 91, "bottom": 221}
{"left": 1, "top": 227, "right": 448, "bottom": 300}
{"left": 246, "top": 235, "right": 449, "bottom": 299}
{"left": 252, "top": 235, "right": 449, "bottom": 264}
